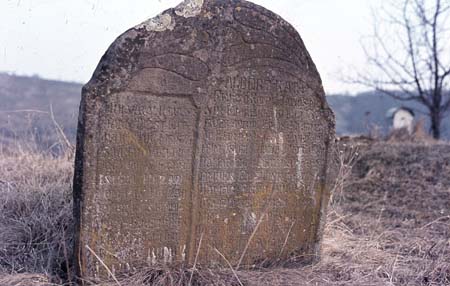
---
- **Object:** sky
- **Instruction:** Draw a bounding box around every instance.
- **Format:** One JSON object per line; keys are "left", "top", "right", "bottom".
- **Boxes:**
{"left": 0, "top": 0, "right": 378, "bottom": 94}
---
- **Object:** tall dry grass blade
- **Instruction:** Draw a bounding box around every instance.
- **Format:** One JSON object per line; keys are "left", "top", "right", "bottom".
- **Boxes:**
{"left": 277, "top": 221, "right": 296, "bottom": 260}
{"left": 237, "top": 182, "right": 277, "bottom": 269}
{"left": 49, "top": 103, "right": 73, "bottom": 153}
{"left": 85, "top": 244, "right": 121, "bottom": 286}
{"left": 0, "top": 109, "right": 49, "bottom": 114}
{"left": 212, "top": 247, "right": 243, "bottom": 286}
{"left": 189, "top": 231, "right": 204, "bottom": 286}
{"left": 236, "top": 213, "right": 266, "bottom": 270}
{"left": 420, "top": 215, "right": 450, "bottom": 229}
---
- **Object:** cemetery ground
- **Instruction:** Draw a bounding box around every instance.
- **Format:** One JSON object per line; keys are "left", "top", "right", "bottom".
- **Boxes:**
{"left": 0, "top": 136, "right": 449, "bottom": 286}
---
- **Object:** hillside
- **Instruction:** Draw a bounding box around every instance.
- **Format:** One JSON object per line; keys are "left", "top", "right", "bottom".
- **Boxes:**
{"left": 1, "top": 73, "right": 450, "bottom": 146}
{"left": 0, "top": 73, "right": 81, "bottom": 151}
{"left": 0, "top": 138, "right": 449, "bottom": 285}
{"left": 328, "top": 92, "right": 450, "bottom": 138}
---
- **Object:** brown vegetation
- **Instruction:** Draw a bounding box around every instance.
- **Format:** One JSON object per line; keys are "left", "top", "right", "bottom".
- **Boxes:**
{"left": 0, "top": 145, "right": 73, "bottom": 284}
{"left": 1, "top": 137, "right": 449, "bottom": 285}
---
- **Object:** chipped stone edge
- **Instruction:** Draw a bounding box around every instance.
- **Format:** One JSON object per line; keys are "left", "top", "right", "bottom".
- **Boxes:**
{"left": 136, "top": 0, "right": 204, "bottom": 32}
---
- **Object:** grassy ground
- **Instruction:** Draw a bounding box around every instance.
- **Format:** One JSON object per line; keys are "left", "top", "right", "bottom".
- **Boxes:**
{"left": 0, "top": 138, "right": 449, "bottom": 285}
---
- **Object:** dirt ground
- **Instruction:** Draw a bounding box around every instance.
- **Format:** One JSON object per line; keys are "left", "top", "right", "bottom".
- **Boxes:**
{"left": 1, "top": 139, "right": 449, "bottom": 285}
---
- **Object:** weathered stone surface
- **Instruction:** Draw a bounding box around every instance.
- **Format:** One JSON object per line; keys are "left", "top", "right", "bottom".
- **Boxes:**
{"left": 73, "top": 0, "right": 336, "bottom": 279}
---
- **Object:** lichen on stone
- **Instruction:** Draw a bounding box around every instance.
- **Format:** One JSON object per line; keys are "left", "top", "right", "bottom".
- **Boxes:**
{"left": 175, "top": 0, "right": 204, "bottom": 18}
{"left": 135, "top": 0, "right": 204, "bottom": 32}
{"left": 136, "top": 12, "right": 175, "bottom": 32}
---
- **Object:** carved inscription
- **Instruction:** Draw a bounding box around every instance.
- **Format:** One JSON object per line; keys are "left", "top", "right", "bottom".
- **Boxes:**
{"left": 196, "top": 73, "right": 329, "bottom": 264}
{"left": 91, "top": 93, "right": 197, "bottom": 266}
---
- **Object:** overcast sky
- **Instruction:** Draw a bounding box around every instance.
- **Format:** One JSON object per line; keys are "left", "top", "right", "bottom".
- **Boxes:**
{"left": 0, "top": 0, "right": 379, "bottom": 94}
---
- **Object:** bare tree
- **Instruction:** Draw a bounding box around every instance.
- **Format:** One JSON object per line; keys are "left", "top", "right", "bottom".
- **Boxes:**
{"left": 358, "top": 0, "right": 450, "bottom": 139}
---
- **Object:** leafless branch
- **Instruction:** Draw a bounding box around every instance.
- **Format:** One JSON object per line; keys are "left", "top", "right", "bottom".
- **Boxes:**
{"left": 357, "top": 0, "right": 450, "bottom": 139}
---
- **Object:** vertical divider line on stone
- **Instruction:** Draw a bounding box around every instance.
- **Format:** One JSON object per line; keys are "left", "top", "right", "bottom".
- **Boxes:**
{"left": 187, "top": 97, "right": 206, "bottom": 265}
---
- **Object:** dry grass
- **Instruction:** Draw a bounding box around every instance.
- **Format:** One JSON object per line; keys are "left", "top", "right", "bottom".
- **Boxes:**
{"left": 237, "top": 139, "right": 450, "bottom": 286}
{"left": 0, "top": 273, "right": 55, "bottom": 286}
{"left": 1, "top": 137, "right": 449, "bottom": 285}
{"left": 0, "top": 144, "right": 73, "bottom": 283}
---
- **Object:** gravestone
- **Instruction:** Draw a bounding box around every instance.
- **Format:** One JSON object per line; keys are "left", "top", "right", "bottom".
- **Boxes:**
{"left": 73, "top": 0, "right": 336, "bottom": 279}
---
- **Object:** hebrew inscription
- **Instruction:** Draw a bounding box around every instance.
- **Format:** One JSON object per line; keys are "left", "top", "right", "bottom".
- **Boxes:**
{"left": 192, "top": 73, "right": 330, "bottom": 264}
{"left": 78, "top": 93, "right": 198, "bottom": 272}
